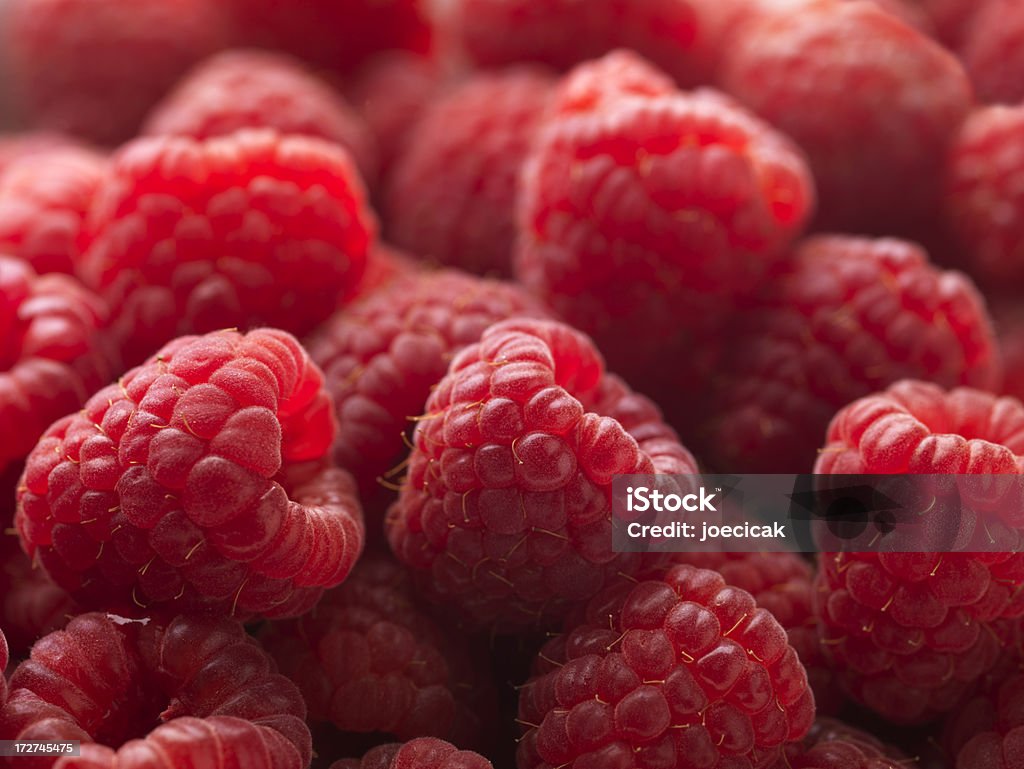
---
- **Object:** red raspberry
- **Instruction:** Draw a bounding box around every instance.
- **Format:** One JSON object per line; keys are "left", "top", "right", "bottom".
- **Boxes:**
{"left": 960, "top": 0, "right": 1024, "bottom": 105}
{"left": 262, "top": 556, "right": 494, "bottom": 746}
{"left": 4, "top": 0, "right": 229, "bottom": 145}
{"left": 386, "top": 318, "right": 698, "bottom": 630}
{"left": 0, "top": 612, "right": 311, "bottom": 769}
{"left": 719, "top": 0, "right": 971, "bottom": 236}
{"left": 516, "top": 53, "right": 814, "bottom": 374}
{"left": 665, "top": 553, "right": 843, "bottom": 717}
{"left": 224, "top": 0, "right": 432, "bottom": 76}
{"left": 143, "top": 49, "right": 378, "bottom": 183}
{"left": 945, "top": 668, "right": 1024, "bottom": 768}
{"left": 0, "top": 255, "right": 117, "bottom": 475}
{"left": 993, "top": 302, "right": 1024, "bottom": 404}
{"left": 345, "top": 54, "right": 444, "bottom": 179}
{"left": 0, "top": 133, "right": 83, "bottom": 179}
{"left": 700, "top": 236, "right": 1002, "bottom": 473}
{"left": 330, "top": 738, "right": 494, "bottom": 769}
{"left": 778, "top": 718, "right": 909, "bottom": 768}
{"left": 309, "top": 269, "right": 549, "bottom": 498}
{"left": 814, "top": 380, "right": 1024, "bottom": 722}
{"left": 445, "top": 0, "right": 710, "bottom": 86}
{"left": 517, "top": 564, "right": 815, "bottom": 769}
{"left": 946, "top": 105, "right": 1024, "bottom": 292}
{"left": 16, "top": 328, "right": 365, "bottom": 619}
{"left": 0, "top": 146, "right": 107, "bottom": 277}
{"left": 0, "top": 534, "right": 76, "bottom": 655}
{"left": 386, "top": 68, "right": 554, "bottom": 277}
{"left": 80, "top": 130, "right": 375, "bottom": 367}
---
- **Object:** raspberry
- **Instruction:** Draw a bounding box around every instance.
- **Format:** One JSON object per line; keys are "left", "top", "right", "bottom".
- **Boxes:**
{"left": 814, "top": 380, "right": 1024, "bottom": 722}
{"left": 262, "top": 556, "right": 494, "bottom": 746}
{"left": 3, "top": 0, "right": 229, "bottom": 145}
{"left": 385, "top": 68, "right": 555, "bottom": 277}
{"left": 309, "top": 269, "right": 549, "bottom": 497}
{"left": 80, "top": 130, "right": 375, "bottom": 367}
{"left": 719, "top": 0, "right": 971, "bottom": 236}
{"left": 345, "top": 54, "right": 444, "bottom": 179}
{"left": 945, "top": 669, "right": 1024, "bottom": 768}
{"left": 517, "top": 564, "right": 815, "bottom": 769}
{"left": 699, "top": 236, "right": 1002, "bottom": 473}
{"left": 0, "top": 612, "right": 311, "bottom": 769}
{"left": 329, "top": 738, "right": 494, "bottom": 769}
{"left": 143, "top": 49, "right": 379, "bottom": 183}
{"left": 516, "top": 53, "right": 814, "bottom": 374}
{"left": 778, "top": 718, "right": 909, "bottom": 768}
{"left": 15, "top": 328, "right": 365, "bottom": 618}
{"left": 225, "top": 0, "right": 432, "bottom": 76}
{"left": 0, "top": 133, "right": 83, "bottom": 179}
{"left": 945, "top": 105, "right": 1024, "bottom": 292}
{"left": 960, "top": 0, "right": 1024, "bottom": 105}
{"left": 993, "top": 302, "right": 1024, "bottom": 404}
{"left": 385, "top": 318, "right": 698, "bottom": 630}
{"left": 445, "top": 0, "right": 709, "bottom": 86}
{"left": 0, "top": 534, "right": 76, "bottom": 655}
{"left": 665, "top": 553, "right": 843, "bottom": 717}
{"left": 0, "top": 146, "right": 107, "bottom": 277}
{"left": 0, "top": 255, "right": 117, "bottom": 475}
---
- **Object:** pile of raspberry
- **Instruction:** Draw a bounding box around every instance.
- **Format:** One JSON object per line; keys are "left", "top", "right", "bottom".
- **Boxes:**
{"left": 2, "top": 0, "right": 1024, "bottom": 767}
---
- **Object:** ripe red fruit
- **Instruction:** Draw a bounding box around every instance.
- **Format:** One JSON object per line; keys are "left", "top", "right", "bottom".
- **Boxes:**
{"left": 330, "top": 738, "right": 494, "bottom": 769}
{"left": 778, "top": 717, "right": 910, "bottom": 768}
{"left": 0, "top": 534, "right": 76, "bottom": 655}
{"left": 3, "top": 0, "right": 229, "bottom": 145}
{"left": 0, "top": 132, "right": 84, "bottom": 179}
{"left": 143, "top": 49, "right": 378, "bottom": 183}
{"left": 993, "top": 301, "right": 1024, "bottom": 404}
{"left": 701, "top": 236, "right": 1002, "bottom": 473}
{"left": 0, "top": 146, "right": 107, "bottom": 277}
{"left": 719, "top": 0, "right": 971, "bottom": 236}
{"left": 386, "top": 318, "right": 698, "bottom": 630}
{"left": 814, "top": 380, "right": 1024, "bottom": 722}
{"left": 386, "top": 68, "right": 554, "bottom": 277}
{"left": 80, "top": 130, "right": 375, "bottom": 366}
{"left": 960, "top": 0, "right": 1024, "bottom": 105}
{"left": 945, "top": 669, "right": 1024, "bottom": 768}
{"left": 518, "top": 564, "right": 815, "bottom": 769}
{"left": 262, "top": 556, "right": 494, "bottom": 746}
{"left": 516, "top": 52, "right": 814, "bottom": 373}
{"left": 16, "top": 328, "right": 364, "bottom": 618}
{"left": 0, "top": 613, "right": 311, "bottom": 769}
{"left": 309, "top": 269, "right": 549, "bottom": 498}
{"left": 946, "top": 105, "right": 1024, "bottom": 292}
{"left": 0, "top": 255, "right": 117, "bottom": 474}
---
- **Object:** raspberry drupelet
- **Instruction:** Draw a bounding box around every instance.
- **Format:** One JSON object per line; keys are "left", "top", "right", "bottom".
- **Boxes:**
{"left": 386, "top": 317, "right": 698, "bottom": 631}
{"left": 262, "top": 555, "right": 494, "bottom": 746}
{"left": 80, "top": 129, "right": 375, "bottom": 367}
{"left": 330, "top": 738, "right": 494, "bottom": 769}
{"left": 0, "top": 613, "right": 311, "bottom": 769}
{"left": 814, "top": 380, "right": 1024, "bottom": 723}
{"left": 0, "top": 255, "right": 117, "bottom": 475}
{"left": 700, "top": 235, "right": 1002, "bottom": 473}
{"left": 517, "top": 564, "right": 815, "bottom": 769}
{"left": 16, "top": 328, "right": 364, "bottom": 619}
{"left": 515, "top": 52, "right": 814, "bottom": 375}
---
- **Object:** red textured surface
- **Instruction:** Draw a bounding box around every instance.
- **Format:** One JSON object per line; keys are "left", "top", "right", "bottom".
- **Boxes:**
{"left": 16, "top": 328, "right": 364, "bottom": 618}
{"left": 914, "top": 0, "right": 986, "bottom": 47}
{"left": 993, "top": 301, "right": 1024, "bottom": 404}
{"left": 701, "top": 236, "right": 1002, "bottom": 473}
{"left": 719, "top": 0, "right": 971, "bottom": 236}
{"left": 143, "top": 49, "right": 378, "bottom": 183}
{"left": 960, "top": 0, "right": 1024, "bottom": 105}
{"left": 946, "top": 670, "right": 1024, "bottom": 769}
{"left": 516, "top": 53, "right": 814, "bottom": 373}
{"left": 0, "top": 133, "right": 84, "bottom": 179}
{"left": 814, "top": 380, "right": 1024, "bottom": 722}
{"left": 80, "top": 130, "right": 375, "bottom": 367}
{"left": 3, "top": 0, "right": 229, "bottom": 145}
{"left": 777, "top": 717, "right": 909, "bottom": 768}
{"left": 0, "top": 613, "right": 311, "bottom": 769}
{"left": 0, "top": 533, "right": 76, "bottom": 656}
{"left": 262, "top": 556, "right": 493, "bottom": 745}
{"left": 0, "top": 146, "right": 107, "bottom": 277}
{"left": 224, "top": 0, "right": 432, "bottom": 76}
{"left": 0, "top": 626, "right": 7, "bottom": 711}
{"left": 946, "top": 105, "right": 1024, "bottom": 291}
{"left": 329, "top": 738, "right": 494, "bottom": 769}
{"left": 517, "top": 565, "right": 815, "bottom": 769}
{"left": 385, "top": 68, "right": 554, "bottom": 277}
{"left": 386, "top": 318, "right": 698, "bottom": 630}
{"left": 0, "top": 255, "right": 117, "bottom": 474}
{"left": 309, "top": 269, "right": 549, "bottom": 499}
